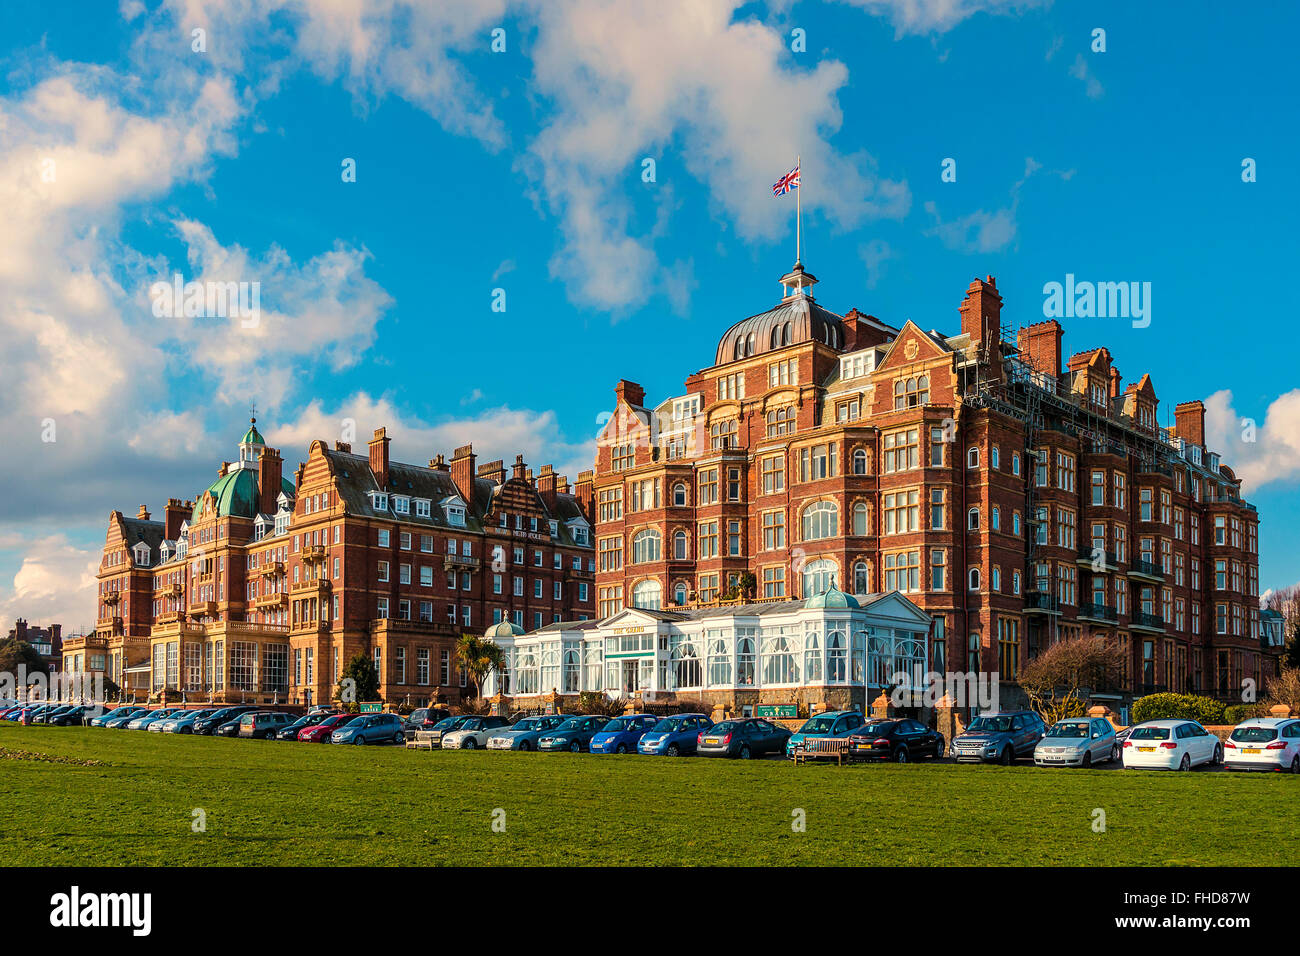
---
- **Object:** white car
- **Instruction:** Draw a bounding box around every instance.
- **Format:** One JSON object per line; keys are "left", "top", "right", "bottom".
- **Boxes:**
{"left": 440, "top": 716, "right": 511, "bottom": 750}
{"left": 1121, "top": 719, "right": 1222, "bottom": 771}
{"left": 1224, "top": 717, "right": 1300, "bottom": 773}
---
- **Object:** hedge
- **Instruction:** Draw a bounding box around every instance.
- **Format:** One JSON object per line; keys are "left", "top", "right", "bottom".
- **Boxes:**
{"left": 1130, "top": 692, "right": 1226, "bottom": 725}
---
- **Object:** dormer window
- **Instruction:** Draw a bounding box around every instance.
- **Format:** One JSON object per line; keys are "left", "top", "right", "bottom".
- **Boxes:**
{"left": 393, "top": 495, "right": 410, "bottom": 515}
{"left": 133, "top": 543, "right": 151, "bottom": 567}
{"left": 549, "top": 520, "right": 558, "bottom": 537}
{"left": 371, "top": 492, "right": 389, "bottom": 511}
{"left": 447, "top": 505, "right": 466, "bottom": 527}
{"left": 414, "top": 499, "right": 431, "bottom": 519}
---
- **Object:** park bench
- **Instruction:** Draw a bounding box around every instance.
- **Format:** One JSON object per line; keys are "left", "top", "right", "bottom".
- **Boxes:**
{"left": 406, "top": 730, "right": 438, "bottom": 750}
{"left": 791, "top": 736, "right": 850, "bottom": 766}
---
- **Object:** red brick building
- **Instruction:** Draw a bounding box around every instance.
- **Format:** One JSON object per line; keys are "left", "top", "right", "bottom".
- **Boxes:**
{"left": 593, "top": 263, "right": 1275, "bottom": 715}
{"left": 76, "top": 421, "right": 594, "bottom": 708}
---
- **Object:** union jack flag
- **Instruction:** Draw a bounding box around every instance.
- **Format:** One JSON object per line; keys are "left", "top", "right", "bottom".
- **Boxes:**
{"left": 772, "top": 164, "right": 800, "bottom": 196}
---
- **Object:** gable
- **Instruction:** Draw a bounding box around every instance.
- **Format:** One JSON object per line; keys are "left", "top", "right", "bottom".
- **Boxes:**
{"left": 875, "top": 319, "right": 951, "bottom": 374}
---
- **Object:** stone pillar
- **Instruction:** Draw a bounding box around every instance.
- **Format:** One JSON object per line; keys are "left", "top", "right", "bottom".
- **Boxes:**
{"left": 934, "top": 693, "right": 958, "bottom": 750}
{"left": 710, "top": 700, "right": 727, "bottom": 724}
{"left": 1269, "top": 703, "right": 1294, "bottom": 719}
{"left": 1087, "top": 703, "right": 1123, "bottom": 731}
{"left": 871, "top": 691, "right": 891, "bottom": 720}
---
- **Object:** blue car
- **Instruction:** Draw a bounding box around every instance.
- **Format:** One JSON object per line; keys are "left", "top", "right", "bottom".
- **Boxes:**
{"left": 638, "top": 713, "right": 715, "bottom": 756}
{"left": 589, "top": 714, "right": 659, "bottom": 754}
{"left": 104, "top": 707, "right": 151, "bottom": 728}
{"left": 786, "top": 710, "right": 866, "bottom": 757}
{"left": 127, "top": 708, "right": 181, "bottom": 731}
{"left": 90, "top": 706, "right": 141, "bottom": 727}
{"left": 330, "top": 712, "right": 406, "bottom": 745}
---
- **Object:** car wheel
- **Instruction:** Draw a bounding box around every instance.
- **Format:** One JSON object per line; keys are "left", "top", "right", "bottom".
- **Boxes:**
{"left": 999, "top": 746, "right": 1013, "bottom": 766}
{"left": 464, "top": 738, "right": 477, "bottom": 750}
{"left": 932, "top": 736, "right": 945, "bottom": 759}
{"left": 615, "top": 743, "right": 627, "bottom": 754}
{"left": 667, "top": 744, "right": 680, "bottom": 757}
{"left": 1291, "top": 754, "right": 1300, "bottom": 774}
{"left": 393, "top": 732, "right": 404, "bottom": 745}
{"left": 894, "top": 746, "right": 909, "bottom": 764}
{"left": 354, "top": 736, "right": 365, "bottom": 745}
{"left": 738, "top": 744, "right": 751, "bottom": 760}
{"left": 519, "top": 741, "right": 531, "bottom": 752}
{"left": 569, "top": 740, "right": 582, "bottom": 753}
{"left": 1212, "top": 743, "right": 1223, "bottom": 766}
{"left": 1082, "top": 751, "right": 1092, "bottom": 769}
{"left": 1179, "top": 753, "right": 1191, "bottom": 771}
{"left": 1110, "top": 743, "right": 1120, "bottom": 763}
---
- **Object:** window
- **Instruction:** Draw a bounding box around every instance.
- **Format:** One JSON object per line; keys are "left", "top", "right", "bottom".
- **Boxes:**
{"left": 717, "top": 372, "right": 745, "bottom": 401}
{"left": 631, "top": 579, "right": 662, "bottom": 610}
{"left": 893, "top": 375, "right": 929, "bottom": 409}
{"left": 853, "top": 561, "right": 870, "bottom": 594}
{"left": 883, "top": 491, "right": 919, "bottom": 534}
{"left": 884, "top": 429, "right": 919, "bottom": 472}
{"left": 1091, "top": 470, "right": 1105, "bottom": 506}
{"left": 672, "top": 482, "right": 688, "bottom": 506}
{"left": 697, "top": 468, "right": 718, "bottom": 505}
{"left": 598, "top": 536, "right": 623, "bottom": 573}
{"left": 631, "top": 529, "right": 661, "bottom": 564}
{"left": 1055, "top": 452, "right": 1076, "bottom": 491}
{"left": 966, "top": 446, "right": 979, "bottom": 469}
{"left": 967, "top": 507, "right": 980, "bottom": 531}
{"left": 768, "top": 358, "right": 797, "bottom": 387}
{"left": 852, "top": 501, "right": 869, "bottom": 536}
{"left": 710, "top": 419, "right": 738, "bottom": 450}
{"left": 801, "top": 559, "right": 837, "bottom": 597}
{"left": 766, "top": 406, "right": 795, "bottom": 437}
{"left": 851, "top": 447, "right": 869, "bottom": 475}
{"left": 798, "top": 442, "right": 839, "bottom": 482}
{"left": 884, "top": 551, "right": 920, "bottom": 592}
{"left": 762, "top": 511, "right": 786, "bottom": 550}
{"left": 930, "top": 549, "right": 946, "bottom": 590}
{"left": 802, "top": 501, "right": 838, "bottom": 540}
{"left": 761, "top": 455, "right": 785, "bottom": 493}
{"left": 673, "top": 529, "right": 689, "bottom": 560}
{"left": 968, "top": 567, "right": 981, "bottom": 591}
{"left": 930, "top": 489, "right": 945, "bottom": 529}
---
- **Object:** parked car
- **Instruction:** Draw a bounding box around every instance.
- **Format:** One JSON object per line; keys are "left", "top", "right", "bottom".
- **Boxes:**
{"left": 163, "top": 709, "right": 216, "bottom": 734}
{"left": 104, "top": 707, "right": 152, "bottom": 729}
{"left": 298, "top": 713, "right": 360, "bottom": 742}
{"left": 127, "top": 708, "right": 182, "bottom": 731}
{"left": 403, "top": 707, "right": 452, "bottom": 738}
{"left": 1224, "top": 717, "right": 1300, "bottom": 773}
{"left": 1033, "top": 717, "right": 1119, "bottom": 768}
{"left": 237, "top": 712, "right": 296, "bottom": 740}
{"left": 417, "top": 714, "right": 476, "bottom": 748}
{"left": 192, "top": 706, "right": 258, "bottom": 736}
{"left": 276, "top": 711, "right": 337, "bottom": 740}
{"left": 786, "top": 710, "right": 866, "bottom": 758}
{"left": 697, "top": 718, "right": 792, "bottom": 759}
{"left": 486, "top": 714, "right": 569, "bottom": 751}
{"left": 638, "top": 713, "right": 714, "bottom": 756}
{"left": 33, "top": 704, "right": 77, "bottom": 725}
{"left": 1122, "top": 719, "right": 1222, "bottom": 771}
{"left": 589, "top": 714, "right": 659, "bottom": 754}
{"left": 847, "top": 718, "right": 945, "bottom": 762}
{"left": 538, "top": 715, "right": 609, "bottom": 752}
{"left": 331, "top": 712, "right": 406, "bottom": 745}
{"left": 88, "top": 705, "right": 136, "bottom": 727}
{"left": 48, "top": 705, "right": 97, "bottom": 727}
{"left": 951, "top": 710, "right": 1046, "bottom": 764}
{"left": 441, "top": 715, "right": 511, "bottom": 750}
{"left": 150, "top": 709, "right": 199, "bottom": 732}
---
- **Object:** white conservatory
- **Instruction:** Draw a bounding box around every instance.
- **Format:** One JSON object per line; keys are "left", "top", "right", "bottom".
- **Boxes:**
{"left": 480, "top": 588, "right": 935, "bottom": 714}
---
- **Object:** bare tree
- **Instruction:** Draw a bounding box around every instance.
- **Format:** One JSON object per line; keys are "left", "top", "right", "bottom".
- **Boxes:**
{"left": 1018, "top": 635, "right": 1125, "bottom": 725}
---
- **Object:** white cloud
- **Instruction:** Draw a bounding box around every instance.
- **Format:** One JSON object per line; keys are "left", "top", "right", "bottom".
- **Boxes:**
{"left": 836, "top": 0, "right": 1042, "bottom": 35}
{"left": 1204, "top": 388, "right": 1300, "bottom": 493}
{"left": 1070, "top": 52, "right": 1104, "bottom": 99}
{"left": 0, "top": 535, "right": 100, "bottom": 638}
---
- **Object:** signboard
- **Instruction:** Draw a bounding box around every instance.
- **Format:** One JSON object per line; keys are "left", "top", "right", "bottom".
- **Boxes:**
{"left": 756, "top": 704, "right": 797, "bottom": 719}
{"left": 359, "top": 702, "right": 382, "bottom": 713}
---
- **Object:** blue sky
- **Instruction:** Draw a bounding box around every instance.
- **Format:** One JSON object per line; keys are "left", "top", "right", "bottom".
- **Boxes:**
{"left": 1, "top": 0, "right": 1297, "bottom": 633}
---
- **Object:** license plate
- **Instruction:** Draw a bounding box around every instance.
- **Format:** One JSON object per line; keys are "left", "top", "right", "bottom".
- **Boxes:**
{"left": 1138, "top": 747, "right": 1155, "bottom": 753}
{"left": 856, "top": 743, "right": 871, "bottom": 750}
{"left": 1243, "top": 748, "right": 1261, "bottom": 755}
{"left": 704, "top": 737, "right": 719, "bottom": 745}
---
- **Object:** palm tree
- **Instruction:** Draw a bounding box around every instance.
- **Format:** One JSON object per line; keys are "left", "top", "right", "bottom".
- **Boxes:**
{"left": 454, "top": 633, "right": 506, "bottom": 701}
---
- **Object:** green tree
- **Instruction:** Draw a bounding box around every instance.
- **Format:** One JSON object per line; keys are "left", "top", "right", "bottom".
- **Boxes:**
{"left": 454, "top": 633, "right": 506, "bottom": 700}
{"left": 0, "top": 639, "right": 49, "bottom": 679}
{"left": 1284, "top": 624, "right": 1300, "bottom": 671}
{"left": 336, "top": 652, "right": 380, "bottom": 709}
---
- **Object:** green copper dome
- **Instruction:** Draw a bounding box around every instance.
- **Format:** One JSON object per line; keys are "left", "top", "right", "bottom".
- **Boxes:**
{"left": 805, "top": 586, "right": 860, "bottom": 610}
{"left": 484, "top": 620, "right": 525, "bottom": 640}
{"left": 240, "top": 418, "right": 265, "bottom": 446}
{"left": 196, "top": 470, "right": 294, "bottom": 519}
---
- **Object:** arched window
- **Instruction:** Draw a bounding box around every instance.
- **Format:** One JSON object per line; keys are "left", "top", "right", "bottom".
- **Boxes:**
{"left": 781, "top": 322, "right": 791, "bottom": 346}
{"left": 632, "top": 529, "right": 661, "bottom": 563}
{"left": 746, "top": 332, "right": 756, "bottom": 355}
{"left": 803, "top": 630, "right": 822, "bottom": 683}
{"left": 673, "top": 581, "right": 689, "bottom": 606}
{"left": 671, "top": 639, "right": 701, "bottom": 689}
{"left": 968, "top": 567, "right": 981, "bottom": 591}
{"left": 761, "top": 630, "right": 798, "bottom": 684}
{"left": 801, "top": 558, "right": 837, "bottom": 598}
{"left": 734, "top": 338, "right": 743, "bottom": 361}
{"left": 853, "top": 560, "right": 870, "bottom": 594}
{"left": 827, "top": 629, "right": 847, "bottom": 683}
{"left": 541, "top": 645, "right": 560, "bottom": 692}
{"left": 852, "top": 501, "right": 869, "bottom": 536}
{"left": 852, "top": 448, "right": 869, "bottom": 475}
{"left": 967, "top": 508, "right": 980, "bottom": 530}
{"left": 710, "top": 419, "right": 738, "bottom": 449}
{"left": 631, "top": 578, "right": 662, "bottom": 609}
{"left": 992, "top": 567, "right": 1002, "bottom": 592}
{"left": 991, "top": 506, "right": 1000, "bottom": 531}
{"left": 673, "top": 530, "right": 689, "bottom": 560}
{"left": 802, "top": 501, "right": 839, "bottom": 541}
{"left": 672, "top": 482, "right": 688, "bottom": 506}
{"left": 707, "top": 635, "right": 731, "bottom": 686}
{"left": 563, "top": 648, "right": 580, "bottom": 693}
{"left": 991, "top": 446, "right": 1000, "bottom": 469}
{"left": 517, "top": 649, "right": 539, "bottom": 696}
{"left": 736, "top": 635, "right": 756, "bottom": 685}
{"left": 766, "top": 406, "right": 795, "bottom": 438}
{"left": 967, "top": 446, "right": 979, "bottom": 468}
{"left": 769, "top": 326, "right": 781, "bottom": 349}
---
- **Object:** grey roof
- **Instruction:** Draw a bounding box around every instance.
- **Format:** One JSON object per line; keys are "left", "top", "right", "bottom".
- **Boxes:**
{"left": 119, "top": 516, "right": 165, "bottom": 553}
{"left": 715, "top": 297, "right": 846, "bottom": 366}
{"left": 530, "top": 618, "right": 602, "bottom": 635}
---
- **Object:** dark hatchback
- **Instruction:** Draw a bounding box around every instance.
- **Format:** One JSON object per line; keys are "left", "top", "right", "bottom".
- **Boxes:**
{"left": 697, "top": 718, "right": 792, "bottom": 759}
{"left": 847, "top": 718, "right": 945, "bottom": 762}
{"left": 192, "top": 706, "right": 258, "bottom": 736}
{"left": 403, "top": 707, "right": 452, "bottom": 739}
{"left": 276, "top": 711, "right": 338, "bottom": 740}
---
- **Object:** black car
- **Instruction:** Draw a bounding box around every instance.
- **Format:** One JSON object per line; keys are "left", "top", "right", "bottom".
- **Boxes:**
{"left": 697, "top": 718, "right": 792, "bottom": 759}
{"left": 276, "top": 711, "right": 338, "bottom": 740}
{"left": 192, "top": 706, "right": 258, "bottom": 736}
{"left": 48, "top": 705, "right": 98, "bottom": 727}
{"left": 403, "top": 707, "right": 452, "bottom": 739}
{"left": 847, "top": 718, "right": 945, "bottom": 762}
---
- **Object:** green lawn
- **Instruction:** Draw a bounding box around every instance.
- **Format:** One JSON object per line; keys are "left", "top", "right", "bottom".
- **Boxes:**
{"left": 0, "top": 725, "right": 1294, "bottom": 866}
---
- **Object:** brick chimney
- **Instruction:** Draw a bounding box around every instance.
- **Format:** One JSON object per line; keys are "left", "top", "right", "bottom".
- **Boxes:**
{"left": 573, "top": 469, "right": 595, "bottom": 521}
{"left": 959, "top": 276, "right": 1003, "bottom": 351}
{"left": 478, "top": 459, "right": 506, "bottom": 484}
{"left": 1109, "top": 366, "right": 1123, "bottom": 399}
{"left": 334, "top": 441, "right": 351, "bottom": 453}
{"left": 368, "top": 427, "right": 391, "bottom": 491}
{"left": 537, "top": 464, "right": 558, "bottom": 510}
{"left": 136, "top": 504, "right": 151, "bottom": 521}
{"left": 450, "top": 443, "right": 477, "bottom": 503}
{"left": 164, "top": 498, "right": 192, "bottom": 540}
{"left": 13, "top": 619, "right": 27, "bottom": 642}
{"left": 615, "top": 380, "right": 645, "bottom": 408}
{"left": 1017, "top": 320, "right": 1062, "bottom": 380}
{"left": 511, "top": 454, "right": 527, "bottom": 481}
{"left": 842, "top": 308, "right": 892, "bottom": 350}
{"left": 258, "top": 447, "right": 283, "bottom": 515}
{"left": 1175, "top": 400, "right": 1206, "bottom": 447}
{"left": 429, "top": 453, "right": 449, "bottom": 473}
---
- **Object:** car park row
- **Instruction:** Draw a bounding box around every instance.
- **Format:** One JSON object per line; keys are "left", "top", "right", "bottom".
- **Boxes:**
{"left": 6, "top": 699, "right": 1298, "bottom": 771}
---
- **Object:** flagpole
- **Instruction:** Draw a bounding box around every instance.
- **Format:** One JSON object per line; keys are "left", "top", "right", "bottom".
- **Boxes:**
{"left": 795, "top": 153, "right": 802, "bottom": 266}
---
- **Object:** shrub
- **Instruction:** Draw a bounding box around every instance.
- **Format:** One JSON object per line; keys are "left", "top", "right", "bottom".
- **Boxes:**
{"left": 1130, "top": 692, "right": 1226, "bottom": 726}
{"left": 1222, "top": 703, "right": 1265, "bottom": 725}
{"left": 575, "top": 691, "right": 624, "bottom": 718}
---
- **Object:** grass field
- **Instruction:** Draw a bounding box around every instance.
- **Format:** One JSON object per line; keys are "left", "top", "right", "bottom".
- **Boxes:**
{"left": 1, "top": 725, "right": 1295, "bottom": 866}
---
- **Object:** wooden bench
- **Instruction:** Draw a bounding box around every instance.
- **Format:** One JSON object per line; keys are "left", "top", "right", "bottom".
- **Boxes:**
{"left": 406, "top": 730, "right": 438, "bottom": 750}
{"left": 791, "top": 736, "right": 850, "bottom": 766}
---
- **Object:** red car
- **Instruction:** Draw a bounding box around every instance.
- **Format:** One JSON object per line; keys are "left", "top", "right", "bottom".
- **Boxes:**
{"left": 297, "top": 713, "right": 359, "bottom": 742}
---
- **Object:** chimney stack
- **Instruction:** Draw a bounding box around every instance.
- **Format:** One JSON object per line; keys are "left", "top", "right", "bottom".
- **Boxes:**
{"left": 334, "top": 441, "right": 351, "bottom": 453}
{"left": 1017, "top": 320, "right": 1063, "bottom": 380}
{"left": 429, "top": 454, "right": 449, "bottom": 473}
{"left": 450, "top": 444, "right": 477, "bottom": 503}
{"left": 478, "top": 460, "right": 506, "bottom": 484}
{"left": 511, "top": 454, "right": 527, "bottom": 481}
{"left": 615, "top": 380, "right": 645, "bottom": 408}
{"left": 1174, "top": 400, "right": 1206, "bottom": 448}
{"left": 164, "top": 498, "right": 193, "bottom": 540}
{"left": 1109, "top": 366, "right": 1123, "bottom": 399}
{"left": 258, "top": 447, "right": 283, "bottom": 515}
{"left": 959, "top": 276, "right": 1003, "bottom": 353}
{"left": 574, "top": 469, "right": 595, "bottom": 521}
{"left": 368, "top": 427, "right": 391, "bottom": 491}
{"left": 537, "top": 464, "right": 558, "bottom": 510}
{"left": 136, "top": 505, "right": 151, "bottom": 521}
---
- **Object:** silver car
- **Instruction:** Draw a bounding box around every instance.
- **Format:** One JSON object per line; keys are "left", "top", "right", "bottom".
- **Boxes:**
{"left": 1034, "top": 717, "right": 1119, "bottom": 768}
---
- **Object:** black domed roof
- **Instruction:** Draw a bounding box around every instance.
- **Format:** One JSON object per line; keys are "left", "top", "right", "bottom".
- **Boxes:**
{"left": 715, "top": 295, "right": 846, "bottom": 366}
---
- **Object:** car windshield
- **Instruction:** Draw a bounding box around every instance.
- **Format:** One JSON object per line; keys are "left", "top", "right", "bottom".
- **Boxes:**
{"left": 1129, "top": 726, "right": 1171, "bottom": 741}
{"left": 651, "top": 718, "right": 683, "bottom": 732}
{"left": 799, "top": 716, "right": 837, "bottom": 734}
{"left": 431, "top": 717, "right": 457, "bottom": 731}
{"left": 1230, "top": 726, "right": 1278, "bottom": 743}
{"left": 1046, "top": 723, "right": 1089, "bottom": 738}
{"left": 513, "top": 718, "right": 540, "bottom": 731}
{"left": 966, "top": 716, "right": 1014, "bottom": 733}
{"left": 553, "top": 718, "right": 582, "bottom": 732}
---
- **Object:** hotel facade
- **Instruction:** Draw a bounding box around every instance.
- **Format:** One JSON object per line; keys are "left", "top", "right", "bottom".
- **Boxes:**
{"left": 581, "top": 262, "right": 1279, "bottom": 717}
{"left": 66, "top": 423, "right": 596, "bottom": 707}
